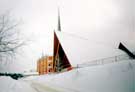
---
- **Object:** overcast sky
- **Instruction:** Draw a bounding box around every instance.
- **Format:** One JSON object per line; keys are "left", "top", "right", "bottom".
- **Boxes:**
{"left": 0, "top": 0, "right": 135, "bottom": 72}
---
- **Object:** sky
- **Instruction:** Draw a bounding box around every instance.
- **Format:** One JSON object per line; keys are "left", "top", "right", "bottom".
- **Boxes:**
{"left": 0, "top": 0, "right": 135, "bottom": 72}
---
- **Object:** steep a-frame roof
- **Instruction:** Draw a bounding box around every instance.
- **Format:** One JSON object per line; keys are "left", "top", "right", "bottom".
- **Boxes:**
{"left": 53, "top": 8, "right": 135, "bottom": 68}
{"left": 55, "top": 31, "right": 126, "bottom": 67}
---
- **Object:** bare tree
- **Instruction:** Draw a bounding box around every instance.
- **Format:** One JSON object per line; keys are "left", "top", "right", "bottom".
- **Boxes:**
{"left": 0, "top": 12, "right": 24, "bottom": 60}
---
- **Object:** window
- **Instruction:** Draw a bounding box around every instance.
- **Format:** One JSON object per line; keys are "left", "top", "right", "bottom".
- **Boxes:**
{"left": 48, "top": 68, "right": 52, "bottom": 72}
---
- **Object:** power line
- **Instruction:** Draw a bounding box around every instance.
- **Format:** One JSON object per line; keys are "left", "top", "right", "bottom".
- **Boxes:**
{"left": 62, "top": 31, "right": 117, "bottom": 49}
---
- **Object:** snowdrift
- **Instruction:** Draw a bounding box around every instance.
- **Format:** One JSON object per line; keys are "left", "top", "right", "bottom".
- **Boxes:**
{"left": 0, "top": 76, "right": 36, "bottom": 92}
{"left": 32, "top": 60, "right": 135, "bottom": 92}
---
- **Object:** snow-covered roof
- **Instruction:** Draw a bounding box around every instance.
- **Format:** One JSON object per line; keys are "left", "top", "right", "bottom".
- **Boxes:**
{"left": 121, "top": 40, "right": 135, "bottom": 52}
{"left": 55, "top": 31, "right": 127, "bottom": 67}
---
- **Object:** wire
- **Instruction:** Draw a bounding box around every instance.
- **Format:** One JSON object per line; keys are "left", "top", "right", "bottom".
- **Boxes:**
{"left": 62, "top": 31, "right": 118, "bottom": 49}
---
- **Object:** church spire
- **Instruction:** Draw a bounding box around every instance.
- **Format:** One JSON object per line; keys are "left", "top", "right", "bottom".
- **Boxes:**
{"left": 58, "top": 8, "right": 61, "bottom": 31}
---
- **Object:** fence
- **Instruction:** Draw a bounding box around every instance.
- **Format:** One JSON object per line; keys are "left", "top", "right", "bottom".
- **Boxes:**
{"left": 76, "top": 51, "right": 135, "bottom": 68}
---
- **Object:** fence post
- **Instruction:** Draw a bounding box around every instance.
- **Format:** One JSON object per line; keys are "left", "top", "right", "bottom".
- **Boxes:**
{"left": 101, "top": 59, "right": 103, "bottom": 65}
{"left": 115, "top": 56, "right": 117, "bottom": 62}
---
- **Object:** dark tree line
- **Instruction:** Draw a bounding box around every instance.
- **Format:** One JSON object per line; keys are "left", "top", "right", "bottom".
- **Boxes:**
{"left": 0, "top": 72, "right": 24, "bottom": 80}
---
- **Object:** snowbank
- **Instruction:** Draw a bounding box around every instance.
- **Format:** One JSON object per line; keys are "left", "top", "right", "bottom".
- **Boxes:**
{"left": 31, "top": 60, "right": 135, "bottom": 92}
{"left": 0, "top": 76, "right": 36, "bottom": 92}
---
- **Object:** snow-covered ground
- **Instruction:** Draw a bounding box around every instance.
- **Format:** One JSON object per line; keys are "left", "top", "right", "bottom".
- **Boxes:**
{"left": 23, "top": 60, "right": 135, "bottom": 92}
{"left": 0, "top": 76, "right": 36, "bottom": 92}
{"left": 1, "top": 60, "right": 135, "bottom": 92}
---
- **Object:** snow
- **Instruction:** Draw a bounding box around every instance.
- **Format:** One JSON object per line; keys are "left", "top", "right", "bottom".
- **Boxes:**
{"left": 0, "top": 76, "right": 36, "bottom": 92}
{"left": 55, "top": 31, "right": 134, "bottom": 67}
{"left": 29, "top": 60, "right": 135, "bottom": 92}
{"left": 121, "top": 41, "right": 135, "bottom": 52}
{"left": 23, "top": 72, "right": 38, "bottom": 76}
{"left": 0, "top": 60, "right": 135, "bottom": 92}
